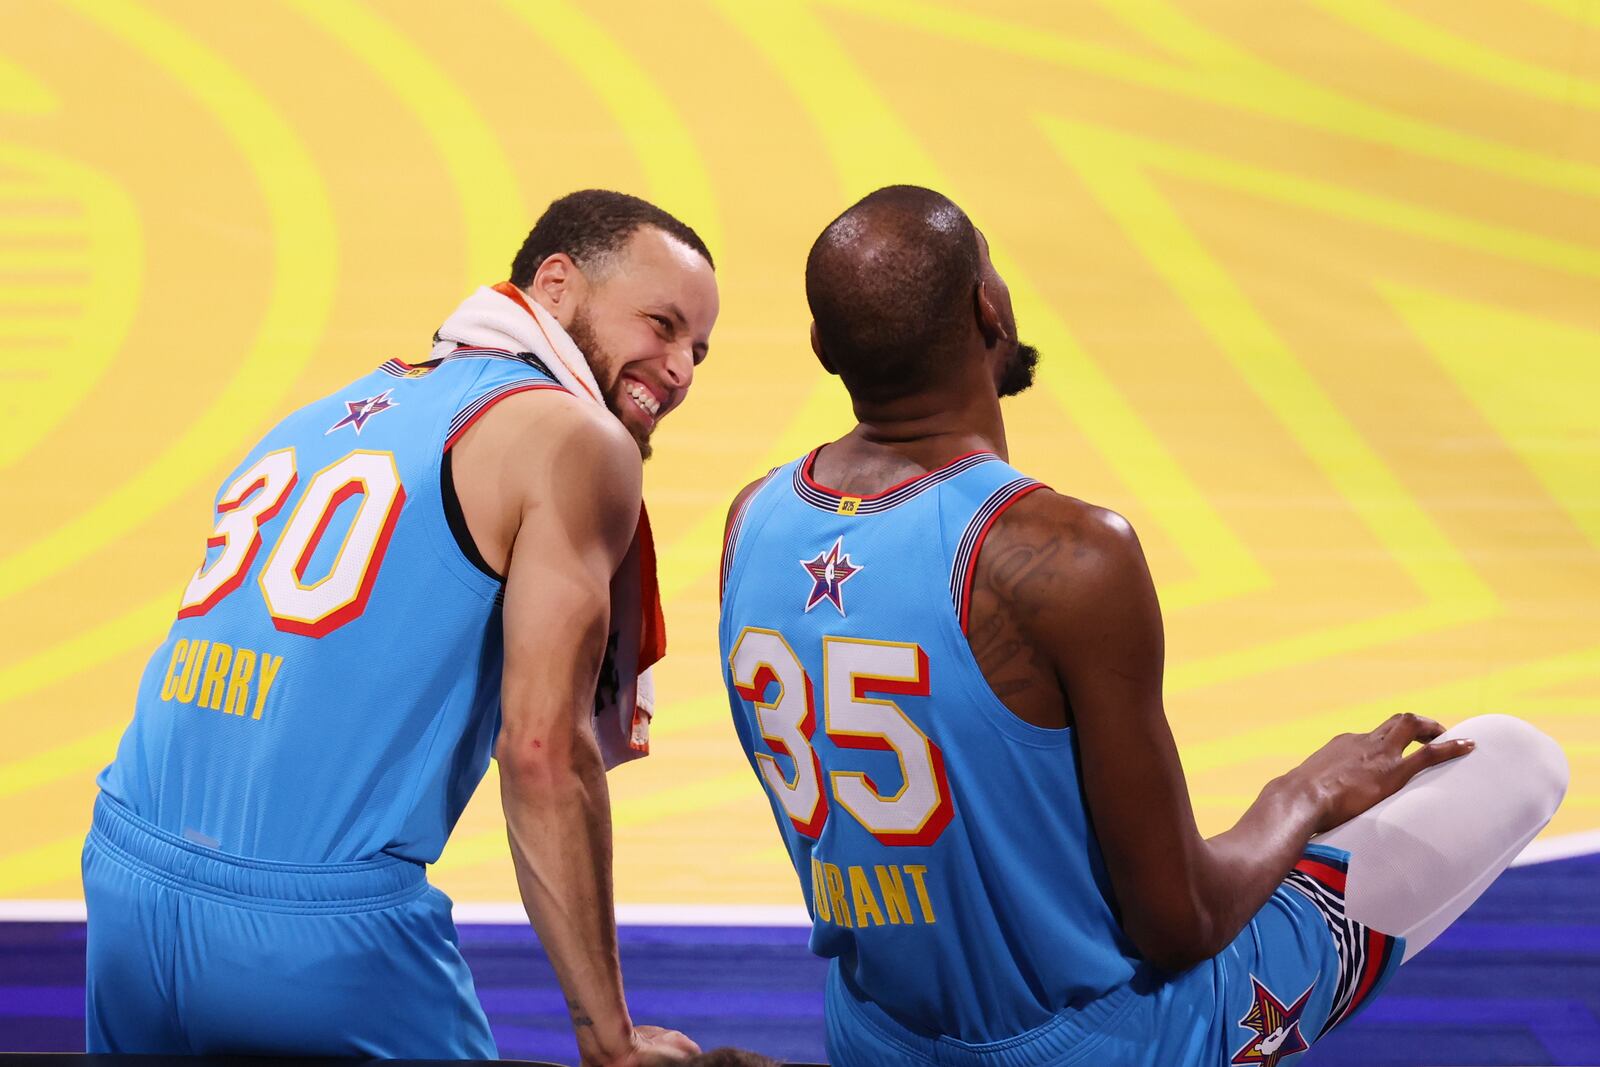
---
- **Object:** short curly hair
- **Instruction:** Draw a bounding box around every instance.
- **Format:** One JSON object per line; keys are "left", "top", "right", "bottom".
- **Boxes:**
{"left": 805, "top": 185, "right": 980, "bottom": 403}
{"left": 508, "top": 189, "right": 714, "bottom": 286}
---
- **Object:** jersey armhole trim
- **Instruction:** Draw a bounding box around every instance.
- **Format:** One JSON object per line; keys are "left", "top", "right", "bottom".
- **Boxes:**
{"left": 440, "top": 448, "right": 502, "bottom": 582}
{"left": 419, "top": 368, "right": 566, "bottom": 604}
{"left": 950, "top": 478, "right": 1046, "bottom": 632}
{"left": 720, "top": 468, "right": 781, "bottom": 604}
{"left": 933, "top": 475, "right": 1071, "bottom": 748}
{"left": 443, "top": 380, "right": 567, "bottom": 451}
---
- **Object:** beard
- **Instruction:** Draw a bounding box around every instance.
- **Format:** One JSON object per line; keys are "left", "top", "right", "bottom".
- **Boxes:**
{"left": 998, "top": 340, "right": 1039, "bottom": 398}
{"left": 567, "top": 306, "right": 654, "bottom": 461}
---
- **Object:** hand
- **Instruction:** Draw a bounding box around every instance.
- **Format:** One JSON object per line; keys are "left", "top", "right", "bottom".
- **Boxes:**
{"left": 1294, "top": 713, "right": 1475, "bottom": 833}
{"left": 604, "top": 1025, "right": 701, "bottom": 1067}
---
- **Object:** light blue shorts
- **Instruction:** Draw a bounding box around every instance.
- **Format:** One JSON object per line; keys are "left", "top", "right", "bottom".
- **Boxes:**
{"left": 82, "top": 793, "right": 496, "bottom": 1057}
{"left": 825, "top": 845, "right": 1404, "bottom": 1067}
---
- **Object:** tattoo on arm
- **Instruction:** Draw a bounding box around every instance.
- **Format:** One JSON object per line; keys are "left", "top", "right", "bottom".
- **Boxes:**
{"left": 964, "top": 515, "right": 1075, "bottom": 728}
{"left": 566, "top": 997, "right": 594, "bottom": 1028}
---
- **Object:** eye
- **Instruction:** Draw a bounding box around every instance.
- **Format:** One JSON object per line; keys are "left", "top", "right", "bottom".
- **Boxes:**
{"left": 648, "top": 314, "right": 673, "bottom": 334}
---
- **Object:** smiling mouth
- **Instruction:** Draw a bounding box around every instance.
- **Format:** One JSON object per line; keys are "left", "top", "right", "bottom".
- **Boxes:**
{"left": 622, "top": 379, "right": 661, "bottom": 418}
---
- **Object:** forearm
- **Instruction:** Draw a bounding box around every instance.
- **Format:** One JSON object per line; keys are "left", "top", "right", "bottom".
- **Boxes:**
{"left": 1189, "top": 772, "right": 1325, "bottom": 958}
{"left": 500, "top": 736, "right": 631, "bottom": 1065}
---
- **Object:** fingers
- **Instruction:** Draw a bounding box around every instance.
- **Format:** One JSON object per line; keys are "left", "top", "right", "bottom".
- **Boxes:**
{"left": 1396, "top": 736, "right": 1475, "bottom": 784}
{"left": 663, "top": 1033, "right": 701, "bottom": 1056}
{"left": 1376, "top": 712, "right": 1447, "bottom": 748}
{"left": 633, "top": 1052, "right": 695, "bottom": 1067}
{"left": 627, "top": 1030, "right": 697, "bottom": 1062}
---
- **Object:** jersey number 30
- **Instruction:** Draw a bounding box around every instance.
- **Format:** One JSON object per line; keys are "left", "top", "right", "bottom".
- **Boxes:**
{"left": 176, "top": 448, "right": 406, "bottom": 638}
{"left": 729, "top": 628, "right": 954, "bottom": 847}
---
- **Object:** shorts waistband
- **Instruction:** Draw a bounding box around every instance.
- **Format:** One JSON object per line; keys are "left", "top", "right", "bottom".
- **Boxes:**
{"left": 828, "top": 965, "right": 1145, "bottom": 1067}
{"left": 89, "top": 793, "right": 427, "bottom": 913}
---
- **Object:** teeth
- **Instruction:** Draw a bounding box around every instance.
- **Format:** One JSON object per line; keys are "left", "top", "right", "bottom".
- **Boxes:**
{"left": 623, "top": 381, "right": 660, "bottom": 416}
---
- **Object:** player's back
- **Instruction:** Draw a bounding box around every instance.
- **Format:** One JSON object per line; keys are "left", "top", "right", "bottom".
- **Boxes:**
{"left": 719, "top": 449, "right": 1140, "bottom": 1043}
{"left": 99, "top": 348, "right": 565, "bottom": 864}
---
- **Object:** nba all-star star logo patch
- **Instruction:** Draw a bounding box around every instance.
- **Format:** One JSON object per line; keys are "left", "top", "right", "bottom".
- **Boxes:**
{"left": 1231, "top": 975, "right": 1312, "bottom": 1066}
{"left": 800, "top": 537, "right": 860, "bottom": 616}
{"left": 326, "top": 389, "right": 397, "bottom": 436}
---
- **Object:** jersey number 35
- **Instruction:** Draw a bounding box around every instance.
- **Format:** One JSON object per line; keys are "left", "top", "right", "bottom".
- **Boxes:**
{"left": 729, "top": 627, "right": 954, "bottom": 847}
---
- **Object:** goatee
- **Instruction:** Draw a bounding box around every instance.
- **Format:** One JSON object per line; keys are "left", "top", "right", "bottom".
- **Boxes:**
{"left": 568, "top": 309, "right": 654, "bottom": 461}
{"left": 999, "top": 341, "right": 1040, "bottom": 398}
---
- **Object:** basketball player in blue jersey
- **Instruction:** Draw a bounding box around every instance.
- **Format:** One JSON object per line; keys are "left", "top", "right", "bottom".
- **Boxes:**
{"left": 85, "top": 191, "right": 717, "bottom": 1065}
{"left": 718, "top": 186, "right": 1569, "bottom": 1066}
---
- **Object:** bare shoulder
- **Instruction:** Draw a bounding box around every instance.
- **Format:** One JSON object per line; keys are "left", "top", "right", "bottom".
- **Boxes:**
{"left": 960, "top": 488, "right": 1143, "bottom": 726}
{"left": 991, "top": 488, "right": 1145, "bottom": 574}
{"left": 979, "top": 488, "right": 1152, "bottom": 628}
{"left": 485, "top": 388, "right": 635, "bottom": 465}
{"left": 453, "top": 389, "right": 642, "bottom": 566}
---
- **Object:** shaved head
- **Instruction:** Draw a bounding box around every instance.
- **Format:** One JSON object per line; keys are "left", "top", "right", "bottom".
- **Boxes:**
{"left": 805, "top": 185, "right": 983, "bottom": 403}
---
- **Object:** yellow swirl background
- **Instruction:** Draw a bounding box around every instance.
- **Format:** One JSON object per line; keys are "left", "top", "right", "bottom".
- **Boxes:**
{"left": 1, "top": 1, "right": 1596, "bottom": 906}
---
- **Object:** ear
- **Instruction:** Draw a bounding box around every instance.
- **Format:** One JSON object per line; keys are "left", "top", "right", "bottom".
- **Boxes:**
{"left": 974, "top": 280, "right": 1008, "bottom": 348}
{"left": 810, "top": 321, "right": 840, "bottom": 377}
{"left": 525, "top": 253, "right": 588, "bottom": 328}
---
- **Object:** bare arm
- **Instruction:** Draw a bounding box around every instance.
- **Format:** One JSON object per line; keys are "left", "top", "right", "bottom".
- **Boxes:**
{"left": 454, "top": 391, "right": 694, "bottom": 1065}
{"left": 994, "top": 491, "right": 1471, "bottom": 971}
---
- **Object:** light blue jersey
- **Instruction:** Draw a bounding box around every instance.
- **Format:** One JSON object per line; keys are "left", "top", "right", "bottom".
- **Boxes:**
{"left": 99, "top": 347, "right": 564, "bottom": 864}
{"left": 719, "top": 449, "right": 1403, "bottom": 1066}
{"left": 720, "top": 450, "right": 1138, "bottom": 1040}
{"left": 85, "top": 346, "right": 569, "bottom": 1055}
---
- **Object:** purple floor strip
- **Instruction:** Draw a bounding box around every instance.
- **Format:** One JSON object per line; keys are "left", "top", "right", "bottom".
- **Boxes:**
{"left": 4, "top": 855, "right": 1596, "bottom": 1064}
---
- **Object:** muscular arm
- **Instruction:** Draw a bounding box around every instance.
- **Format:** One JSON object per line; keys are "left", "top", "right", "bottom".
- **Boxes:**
{"left": 988, "top": 491, "right": 1466, "bottom": 971}
{"left": 454, "top": 392, "right": 643, "bottom": 1063}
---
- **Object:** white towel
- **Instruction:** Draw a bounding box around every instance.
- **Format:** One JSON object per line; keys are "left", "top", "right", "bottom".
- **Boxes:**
{"left": 434, "top": 284, "right": 658, "bottom": 769}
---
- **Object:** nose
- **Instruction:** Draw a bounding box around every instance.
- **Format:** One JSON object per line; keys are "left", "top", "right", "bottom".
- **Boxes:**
{"left": 662, "top": 341, "right": 694, "bottom": 390}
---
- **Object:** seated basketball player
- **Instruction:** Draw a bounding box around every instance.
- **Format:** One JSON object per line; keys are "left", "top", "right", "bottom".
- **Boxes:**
{"left": 718, "top": 185, "right": 1569, "bottom": 1066}
{"left": 84, "top": 190, "right": 715, "bottom": 1065}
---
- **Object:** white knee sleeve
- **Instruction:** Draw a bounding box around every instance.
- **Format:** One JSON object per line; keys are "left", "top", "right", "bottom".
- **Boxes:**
{"left": 1312, "top": 714, "right": 1568, "bottom": 960}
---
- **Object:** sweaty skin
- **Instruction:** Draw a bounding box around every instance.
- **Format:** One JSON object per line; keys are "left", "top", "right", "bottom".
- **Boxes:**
{"left": 453, "top": 391, "right": 696, "bottom": 1067}
{"left": 728, "top": 221, "right": 1472, "bottom": 975}
{"left": 964, "top": 487, "right": 1466, "bottom": 969}
{"left": 449, "top": 225, "right": 717, "bottom": 1067}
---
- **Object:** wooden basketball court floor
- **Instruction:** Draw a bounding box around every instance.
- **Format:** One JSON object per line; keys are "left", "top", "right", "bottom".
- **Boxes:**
{"left": 1, "top": 2, "right": 1596, "bottom": 1062}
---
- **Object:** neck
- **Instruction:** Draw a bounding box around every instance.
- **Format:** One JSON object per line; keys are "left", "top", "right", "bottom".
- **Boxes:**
{"left": 839, "top": 373, "right": 1009, "bottom": 468}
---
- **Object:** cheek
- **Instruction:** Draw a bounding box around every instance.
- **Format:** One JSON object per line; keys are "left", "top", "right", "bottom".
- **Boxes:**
{"left": 587, "top": 323, "right": 645, "bottom": 376}
{"left": 622, "top": 332, "right": 677, "bottom": 372}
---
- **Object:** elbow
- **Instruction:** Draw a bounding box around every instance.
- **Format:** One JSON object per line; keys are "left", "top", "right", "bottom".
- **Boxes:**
{"left": 1124, "top": 905, "right": 1225, "bottom": 974}
{"left": 1135, "top": 937, "right": 1215, "bottom": 975}
{"left": 495, "top": 730, "right": 595, "bottom": 794}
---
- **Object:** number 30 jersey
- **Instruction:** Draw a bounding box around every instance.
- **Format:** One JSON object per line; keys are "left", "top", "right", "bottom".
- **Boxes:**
{"left": 98, "top": 349, "right": 564, "bottom": 865}
{"left": 719, "top": 450, "right": 1141, "bottom": 1043}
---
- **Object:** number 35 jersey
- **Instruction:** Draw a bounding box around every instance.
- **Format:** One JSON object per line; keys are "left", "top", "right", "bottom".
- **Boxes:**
{"left": 98, "top": 349, "right": 564, "bottom": 865}
{"left": 719, "top": 450, "right": 1142, "bottom": 1043}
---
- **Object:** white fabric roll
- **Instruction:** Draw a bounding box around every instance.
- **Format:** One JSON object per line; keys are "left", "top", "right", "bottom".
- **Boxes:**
{"left": 1313, "top": 714, "right": 1569, "bottom": 960}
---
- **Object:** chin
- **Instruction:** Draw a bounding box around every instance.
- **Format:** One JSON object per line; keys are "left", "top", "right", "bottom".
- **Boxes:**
{"left": 606, "top": 396, "right": 656, "bottom": 461}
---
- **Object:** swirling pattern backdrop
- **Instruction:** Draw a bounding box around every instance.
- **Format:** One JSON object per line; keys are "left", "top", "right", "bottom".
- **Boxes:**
{"left": 1, "top": 0, "right": 1596, "bottom": 908}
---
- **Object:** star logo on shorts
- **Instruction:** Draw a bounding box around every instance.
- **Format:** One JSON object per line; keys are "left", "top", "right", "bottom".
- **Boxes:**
{"left": 800, "top": 537, "right": 860, "bottom": 615}
{"left": 1230, "top": 975, "right": 1312, "bottom": 1066}
{"left": 326, "top": 389, "right": 397, "bottom": 436}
